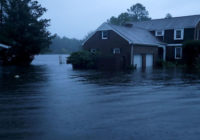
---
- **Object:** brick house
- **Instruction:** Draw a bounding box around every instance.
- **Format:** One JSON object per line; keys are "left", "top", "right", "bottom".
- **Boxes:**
{"left": 82, "top": 15, "right": 200, "bottom": 69}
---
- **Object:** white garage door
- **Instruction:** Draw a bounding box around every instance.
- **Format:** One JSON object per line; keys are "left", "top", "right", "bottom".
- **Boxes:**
{"left": 146, "top": 54, "right": 153, "bottom": 67}
{"left": 134, "top": 55, "right": 142, "bottom": 68}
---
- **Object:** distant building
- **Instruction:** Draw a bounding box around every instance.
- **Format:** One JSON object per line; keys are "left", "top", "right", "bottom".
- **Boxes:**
{"left": 83, "top": 15, "right": 200, "bottom": 69}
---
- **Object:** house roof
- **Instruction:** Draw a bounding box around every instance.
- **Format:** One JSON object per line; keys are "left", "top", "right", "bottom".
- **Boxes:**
{"left": 0, "top": 43, "right": 11, "bottom": 49}
{"left": 132, "top": 15, "right": 200, "bottom": 31}
{"left": 96, "top": 23, "right": 163, "bottom": 46}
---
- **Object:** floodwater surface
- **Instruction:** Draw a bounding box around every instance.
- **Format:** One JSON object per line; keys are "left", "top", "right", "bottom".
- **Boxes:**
{"left": 0, "top": 55, "right": 200, "bottom": 140}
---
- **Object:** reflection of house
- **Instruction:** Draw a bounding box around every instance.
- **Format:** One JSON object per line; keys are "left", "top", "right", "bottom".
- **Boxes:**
{"left": 83, "top": 15, "right": 200, "bottom": 69}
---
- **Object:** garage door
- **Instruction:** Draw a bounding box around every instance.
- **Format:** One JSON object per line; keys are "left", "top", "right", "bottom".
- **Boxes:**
{"left": 146, "top": 54, "right": 153, "bottom": 67}
{"left": 134, "top": 55, "right": 142, "bottom": 68}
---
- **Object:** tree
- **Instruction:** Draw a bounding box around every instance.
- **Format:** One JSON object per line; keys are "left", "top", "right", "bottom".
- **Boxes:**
{"left": 127, "top": 3, "right": 151, "bottom": 21}
{"left": 109, "top": 3, "right": 151, "bottom": 25}
{"left": 0, "top": 0, "right": 6, "bottom": 25}
{"left": 109, "top": 12, "right": 130, "bottom": 25}
{"left": 183, "top": 40, "right": 200, "bottom": 67}
{"left": 0, "top": 0, "right": 54, "bottom": 64}
{"left": 165, "top": 13, "right": 173, "bottom": 19}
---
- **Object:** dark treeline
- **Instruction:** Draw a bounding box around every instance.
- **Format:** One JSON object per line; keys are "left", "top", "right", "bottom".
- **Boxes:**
{"left": 46, "top": 35, "right": 82, "bottom": 54}
{"left": 108, "top": 3, "right": 172, "bottom": 25}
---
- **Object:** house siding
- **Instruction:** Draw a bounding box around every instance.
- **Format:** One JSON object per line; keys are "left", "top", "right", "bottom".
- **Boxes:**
{"left": 83, "top": 30, "right": 131, "bottom": 70}
{"left": 162, "top": 28, "right": 195, "bottom": 44}
{"left": 83, "top": 30, "right": 159, "bottom": 69}
{"left": 166, "top": 46, "right": 175, "bottom": 61}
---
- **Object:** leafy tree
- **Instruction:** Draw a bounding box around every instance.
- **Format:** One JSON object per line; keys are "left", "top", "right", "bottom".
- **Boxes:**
{"left": 109, "top": 12, "right": 130, "bottom": 25}
{"left": 165, "top": 13, "right": 173, "bottom": 19}
{"left": 109, "top": 3, "right": 151, "bottom": 25}
{"left": 183, "top": 40, "right": 200, "bottom": 67}
{"left": 127, "top": 3, "right": 151, "bottom": 21}
{"left": 0, "top": 0, "right": 6, "bottom": 25}
{"left": 0, "top": 0, "right": 54, "bottom": 64}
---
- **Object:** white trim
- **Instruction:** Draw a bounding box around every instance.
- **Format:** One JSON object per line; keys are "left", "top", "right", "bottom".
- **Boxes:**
{"left": 155, "top": 30, "right": 164, "bottom": 36}
{"left": 175, "top": 47, "right": 182, "bottom": 59}
{"left": 174, "top": 29, "right": 184, "bottom": 40}
{"left": 0, "top": 43, "right": 11, "bottom": 49}
{"left": 158, "top": 45, "right": 166, "bottom": 61}
{"left": 113, "top": 48, "right": 120, "bottom": 54}
{"left": 167, "top": 44, "right": 183, "bottom": 47}
{"left": 101, "top": 31, "right": 108, "bottom": 40}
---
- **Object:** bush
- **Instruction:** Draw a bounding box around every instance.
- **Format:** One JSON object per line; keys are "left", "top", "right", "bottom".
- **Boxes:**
{"left": 183, "top": 40, "right": 200, "bottom": 67}
{"left": 67, "top": 51, "right": 98, "bottom": 69}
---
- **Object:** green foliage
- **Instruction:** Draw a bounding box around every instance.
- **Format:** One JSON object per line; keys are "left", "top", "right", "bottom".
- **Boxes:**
{"left": 67, "top": 51, "right": 99, "bottom": 69}
{"left": 0, "top": 0, "right": 7, "bottom": 24}
{"left": 157, "top": 59, "right": 185, "bottom": 68}
{"left": 165, "top": 13, "right": 173, "bottom": 19}
{"left": 0, "top": 0, "right": 54, "bottom": 64}
{"left": 127, "top": 3, "right": 151, "bottom": 21}
{"left": 108, "top": 3, "right": 151, "bottom": 25}
{"left": 109, "top": 12, "right": 130, "bottom": 26}
{"left": 183, "top": 40, "right": 200, "bottom": 67}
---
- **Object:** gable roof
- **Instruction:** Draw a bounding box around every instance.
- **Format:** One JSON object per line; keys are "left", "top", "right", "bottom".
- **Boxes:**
{"left": 95, "top": 23, "right": 163, "bottom": 46}
{"left": 132, "top": 15, "right": 200, "bottom": 31}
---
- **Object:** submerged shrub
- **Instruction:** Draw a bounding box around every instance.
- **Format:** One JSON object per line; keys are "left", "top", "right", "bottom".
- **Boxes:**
{"left": 67, "top": 51, "right": 99, "bottom": 69}
{"left": 183, "top": 40, "right": 200, "bottom": 67}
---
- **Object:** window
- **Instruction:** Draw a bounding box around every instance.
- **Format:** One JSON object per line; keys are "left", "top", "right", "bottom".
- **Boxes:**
{"left": 155, "top": 30, "right": 164, "bottom": 36}
{"left": 113, "top": 48, "right": 120, "bottom": 54}
{"left": 175, "top": 47, "right": 182, "bottom": 59}
{"left": 90, "top": 49, "right": 96, "bottom": 53}
{"left": 174, "top": 29, "right": 184, "bottom": 40}
{"left": 102, "top": 31, "right": 108, "bottom": 39}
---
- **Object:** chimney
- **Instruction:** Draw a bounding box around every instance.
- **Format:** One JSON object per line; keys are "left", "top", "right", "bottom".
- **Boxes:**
{"left": 124, "top": 22, "right": 133, "bottom": 27}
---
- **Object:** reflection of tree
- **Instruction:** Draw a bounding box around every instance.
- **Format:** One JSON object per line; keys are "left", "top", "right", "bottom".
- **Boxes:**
{"left": 0, "top": 65, "right": 48, "bottom": 93}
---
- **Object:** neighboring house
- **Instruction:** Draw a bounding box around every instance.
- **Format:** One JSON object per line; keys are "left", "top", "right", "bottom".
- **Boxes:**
{"left": 82, "top": 15, "right": 200, "bottom": 69}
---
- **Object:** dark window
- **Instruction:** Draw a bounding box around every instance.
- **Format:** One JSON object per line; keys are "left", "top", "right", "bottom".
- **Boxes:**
{"left": 176, "top": 31, "right": 181, "bottom": 38}
{"left": 155, "top": 30, "right": 164, "bottom": 36}
{"left": 175, "top": 47, "right": 182, "bottom": 59}
{"left": 102, "top": 31, "right": 108, "bottom": 39}
{"left": 174, "top": 29, "right": 184, "bottom": 40}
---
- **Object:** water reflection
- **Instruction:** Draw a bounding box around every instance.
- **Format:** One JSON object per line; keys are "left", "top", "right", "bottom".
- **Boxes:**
{"left": 0, "top": 65, "right": 48, "bottom": 92}
{"left": 1, "top": 55, "right": 200, "bottom": 140}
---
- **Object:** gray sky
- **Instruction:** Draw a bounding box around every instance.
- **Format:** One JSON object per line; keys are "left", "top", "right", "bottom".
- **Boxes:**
{"left": 39, "top": 0, "right": 200, "bottom": 39}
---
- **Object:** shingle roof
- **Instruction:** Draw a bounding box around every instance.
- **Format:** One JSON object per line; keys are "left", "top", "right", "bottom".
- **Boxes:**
{"left": 132, "top": 15, "right": 200, "bottom": 31}
{"left": 97, "top": 23, "right": 163, "bottom": 46}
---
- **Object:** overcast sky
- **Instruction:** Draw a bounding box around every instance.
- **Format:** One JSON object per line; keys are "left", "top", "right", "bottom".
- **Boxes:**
{"left": 39, "top": 0, "right": 200, "bottom": 39}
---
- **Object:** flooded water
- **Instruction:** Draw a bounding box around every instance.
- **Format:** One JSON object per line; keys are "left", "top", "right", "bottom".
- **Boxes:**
{"left": 0, "top": 55, "right": 200, "bottom": 140}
